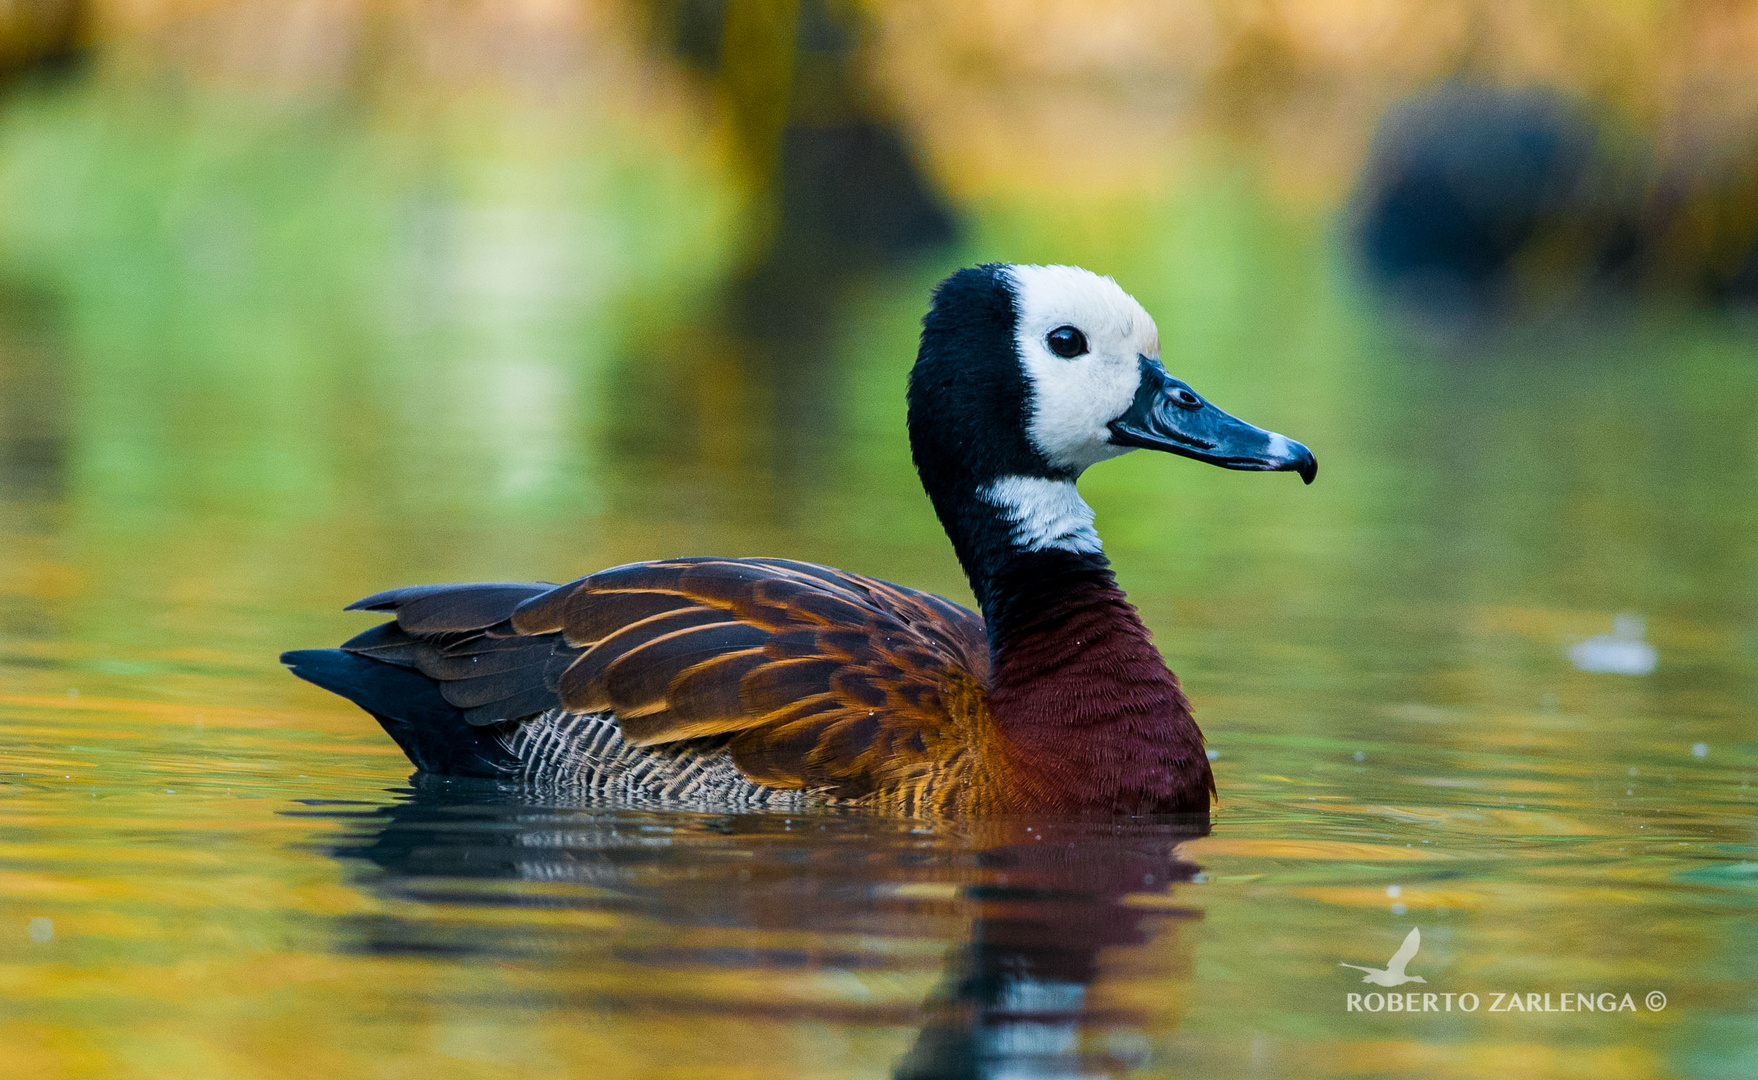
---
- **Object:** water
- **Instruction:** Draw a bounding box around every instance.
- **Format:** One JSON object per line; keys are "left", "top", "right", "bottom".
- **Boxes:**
{"left": 3, "top": 60, "right": 1758, "bottom": 1080}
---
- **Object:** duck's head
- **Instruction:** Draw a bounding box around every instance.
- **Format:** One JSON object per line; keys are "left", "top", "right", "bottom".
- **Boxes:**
{"left": 908, "top": 264, "right": 1315, "bottom": 582}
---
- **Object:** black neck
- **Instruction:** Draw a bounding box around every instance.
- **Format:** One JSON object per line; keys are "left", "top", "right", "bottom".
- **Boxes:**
{"left": 979, "top": 547, "right": 1122, "bottom": 652}
{"left": 918, "top": 473, "right": 1115, "bottom": 651}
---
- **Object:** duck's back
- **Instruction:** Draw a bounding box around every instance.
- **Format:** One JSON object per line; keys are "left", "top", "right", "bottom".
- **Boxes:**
{"left": 283, "top": 558, "right": 998, "bottom": 813}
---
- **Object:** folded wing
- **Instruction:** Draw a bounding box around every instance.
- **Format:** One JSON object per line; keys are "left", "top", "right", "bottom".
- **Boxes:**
{"left": 340, "top": 558, "right": 993, "bottom": 799}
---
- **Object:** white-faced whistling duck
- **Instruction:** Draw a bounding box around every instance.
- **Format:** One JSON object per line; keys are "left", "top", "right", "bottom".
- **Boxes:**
{"left": 283, "top": 264, "right": 1316, "bottom": 815}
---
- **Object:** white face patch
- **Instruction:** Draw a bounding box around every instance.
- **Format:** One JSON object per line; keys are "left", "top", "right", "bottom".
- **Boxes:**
{"left": 981, "top": 475, "right": 1102, "bottom": 554}
{"left": 1005, "top": 264, "right": 1161, "bottom": 474}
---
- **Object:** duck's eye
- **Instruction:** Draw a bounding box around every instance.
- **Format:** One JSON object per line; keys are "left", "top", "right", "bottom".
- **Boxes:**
{"left": 1046, "top": 325, "right": 1088, "bottom": 359}
{"left": 1171, "top": 387, "right": 1203, "bottom": 410}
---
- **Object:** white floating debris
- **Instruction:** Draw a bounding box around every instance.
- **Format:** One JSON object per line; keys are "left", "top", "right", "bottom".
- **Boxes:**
{"left": 1569, "top": 613, "right": 1656, "bottom": 675}
{"left": 1386, "top": 884, "right": 1402, "bottom": 898}
{"left": 1354, "top": 751, "right": 1366, "bottom": 762}
{"left": 1390, "top": 903, "right": 1407, "bottom": 916}
{"left": 1692, "top": 743, "right": 1708, "bottom": 758}
{"left": 1205, "top": 749, "right": 1219, "bottom": 761}
{"left": 27, "top": 917, "right": 52, "bottom": 943}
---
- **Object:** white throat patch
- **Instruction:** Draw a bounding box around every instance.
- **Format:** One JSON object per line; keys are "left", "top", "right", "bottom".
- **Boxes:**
{"left": 1004, "top": 264, "right": 1160, "bottom": 474}
{"left": 982, "top": 475, "right": 1102, "bottom": 554}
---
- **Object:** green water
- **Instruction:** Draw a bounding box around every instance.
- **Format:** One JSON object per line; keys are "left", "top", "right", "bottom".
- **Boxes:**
{"left": 1, "top": 73, "right": 1756, "bottom": 1080}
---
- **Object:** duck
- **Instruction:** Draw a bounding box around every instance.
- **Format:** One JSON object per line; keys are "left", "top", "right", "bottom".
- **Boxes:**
{"left": 282, "top": 263, "right": 1315, "bottom": 815}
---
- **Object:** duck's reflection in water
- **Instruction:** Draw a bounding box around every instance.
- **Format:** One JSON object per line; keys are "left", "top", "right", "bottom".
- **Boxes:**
{"left": 305, "top": 781, "right": 1205, "bottom": 1078}
{"left": 892, "top": 820, "right": 1203, "bottom": 1079}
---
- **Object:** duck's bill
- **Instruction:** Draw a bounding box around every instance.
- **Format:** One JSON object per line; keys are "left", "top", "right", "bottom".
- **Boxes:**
{"left": 1107, "top": 358, "right": 1317, "bottom": 484}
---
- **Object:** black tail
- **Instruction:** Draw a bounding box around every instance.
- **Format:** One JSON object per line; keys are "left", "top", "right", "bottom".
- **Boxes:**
{"left": 281, "top": 649, "right": 522, "bottom": 778}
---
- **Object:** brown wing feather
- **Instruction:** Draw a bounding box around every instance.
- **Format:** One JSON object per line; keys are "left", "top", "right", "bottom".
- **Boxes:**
{"left": 341, "top": 559, "right": 995, "bottom": 805}
{"left": 513, "top": 558, "right": 994, "bottom": 801}
{"left": 340, "top": 582, "right": 577, "bottom": 727}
